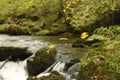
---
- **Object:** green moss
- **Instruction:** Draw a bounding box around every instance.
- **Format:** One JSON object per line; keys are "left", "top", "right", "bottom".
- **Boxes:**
{"left": 7, "top": 24, "right": 31, "bottom": 35}
{"left": 0, "top": 24, "right": 9, "bottom": 34}
{"left": 0, "top": 0, "right": 66, "bottom": 35}
{"left": 36, "top": 29, "right": 51, "bottom": 36}
{"left": 77, "top": 43, "right": 120, "bottom": 80}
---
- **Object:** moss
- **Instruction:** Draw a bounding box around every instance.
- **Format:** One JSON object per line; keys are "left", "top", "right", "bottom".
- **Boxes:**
{"left": 36, "top": 29, "right": 51, "bottom": 36}
{"left": 38, "top": 71, "right": 65, "bottom": 80}
{"left": 0, "top": 46, "right": 32, "bottom": 61}
{"left": 7, "top": 24, "right": 31, "bottom": 35}
{"left": 0, "top": 24, "right": 9, "bottom": 34}
{"left": 77, "top": 48, "right": 120, "bottom": 80}
{"left": 27, "top": 47, "right": 57, "bottom": 76}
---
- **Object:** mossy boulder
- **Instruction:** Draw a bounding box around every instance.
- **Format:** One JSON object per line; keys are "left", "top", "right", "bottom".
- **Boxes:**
{"left": 27, "top": 46, "right": 57, "bottom": 76}
{"left": 0, "top": 46, "right": 32, "bottom": 61}
{"left": 7, "top": 24, "right": 31, "bottom": 35}
{"left": 72, "top": 39, "right": 102, "bottom": 48}
{"left": 38, "top": 71, "right": 65, "bottom": 80}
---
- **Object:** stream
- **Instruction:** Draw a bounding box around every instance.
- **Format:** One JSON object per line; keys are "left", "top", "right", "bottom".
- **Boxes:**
{"left": 0, "top": 34, "right": 87, "bottom": 80}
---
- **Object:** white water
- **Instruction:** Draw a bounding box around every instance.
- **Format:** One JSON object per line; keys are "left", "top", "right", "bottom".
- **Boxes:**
{"left": 36, "top": 61, "right": 73, "bottom": 80}
{"left": 0, "top": 61, "right": 27, "bottom": 80}
{"left": 52, "top": 62, "right": 65, "bottom": 72}
{"left": 0, "top": 55, "right": 75, "bottom": 80}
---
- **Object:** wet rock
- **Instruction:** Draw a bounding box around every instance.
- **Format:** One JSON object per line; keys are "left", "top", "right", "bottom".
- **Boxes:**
{"left": 27, "top": 47, "right": 57, "bottom": 76}
{"left": 38, "top": 71, "right": 65, "bottom": 80}
{"left": 72, "top": 39, "right": 86, "bottom": 48}
{"left": 67, "top": 63, "right": 80, "bottom": 79}
{"left": 0, "top": 46, "right": 32, "bottom": 61}
{"left": 65, "top": 58, "right": 80, "bottom": 71}
{"left": 72, "top": 39, "right": 102, "bottom": 48}
{"left": 67, "top": 63, "right": 80, "bottom": 74}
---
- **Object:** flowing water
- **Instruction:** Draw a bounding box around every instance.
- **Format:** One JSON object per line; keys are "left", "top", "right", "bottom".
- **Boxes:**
{"left": 0, "top": 34, "right": 87, "bottom": 80}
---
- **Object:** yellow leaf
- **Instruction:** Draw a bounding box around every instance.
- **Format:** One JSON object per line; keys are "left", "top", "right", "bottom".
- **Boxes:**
{"left": 48, "top": 45, "right": 55, "bottom": 49}
{"left": 81, "top": 32, "right": 88, "bottom": 39}
{"left": 59, "top": 38, "right": 68, "bottom": 41}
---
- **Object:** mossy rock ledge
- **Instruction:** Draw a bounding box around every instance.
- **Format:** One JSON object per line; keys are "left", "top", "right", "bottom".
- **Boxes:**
{"left": 27, "top": 47, "right": 57, "bottom": 76}
{"left": 0, "top": 46, "right": 32, "bottom": 61}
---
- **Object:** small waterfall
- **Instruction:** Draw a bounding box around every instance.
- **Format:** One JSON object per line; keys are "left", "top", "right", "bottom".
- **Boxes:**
{"left": 0, "top": 61, "right": 28, "bottom": 80}
{"left": 52, "top": 62, "right": 65, "bottom": 72}
{"left": 37, "top": 62, "right": 65, "bottom": 78}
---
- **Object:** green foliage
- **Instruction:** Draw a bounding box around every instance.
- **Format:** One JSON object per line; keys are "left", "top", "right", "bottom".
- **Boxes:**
{"left": 77, "top": 25, "right": 120, "bottom": 80}
{"left": 64, "top": 0, "right": 120, "bottom": 32}
{"left": 90, "top": 26, "right": 120, "bottom": 40}
{"left": 0, "top": 0, "right": 66, "bottom": 35}
{"left": 77, "top": 47, "right": 120, "bottom": 80}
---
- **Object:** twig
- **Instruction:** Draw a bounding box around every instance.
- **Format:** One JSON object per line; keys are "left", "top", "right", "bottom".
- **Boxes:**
{"left": 0, "top": 56, "right": 12, "bottom": 70}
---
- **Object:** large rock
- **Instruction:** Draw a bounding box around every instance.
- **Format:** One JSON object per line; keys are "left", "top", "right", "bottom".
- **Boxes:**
{"left": 38, "top": 71, "right": 65, "bottom": 80}
{"left": 0, "top": 46, "right": 32, "bottom": 61}
{"left": 27, "top": 46, "right": 57, "bottom": 76}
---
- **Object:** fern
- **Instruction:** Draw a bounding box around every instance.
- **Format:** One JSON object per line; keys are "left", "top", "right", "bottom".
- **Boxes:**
{"left": 92, "top": 26, "right": 120, "bottom": 40}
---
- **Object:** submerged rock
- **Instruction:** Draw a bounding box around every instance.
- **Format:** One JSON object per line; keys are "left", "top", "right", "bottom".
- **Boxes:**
{"left": 38, "top": 71, "right": 65, "bottom": 80}
{"left": 67, "top": 63, "right": 80, "bottom": 74}
{"left": 27, "top": 76, "right": 37, "bottom": 80}
{"left": 27, "top": 47, "right": 57, "bottom": 76}
{"left": 65, "top": 58, "right": 80, "bottom": 71}
{"left": 0, "top": 46, "right": 32, "bottom": 61}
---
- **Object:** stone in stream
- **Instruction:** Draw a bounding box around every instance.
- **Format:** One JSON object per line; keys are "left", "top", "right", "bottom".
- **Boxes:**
{"left": 27, "top": 76, "right": 37, "bottom": 80}
{"left": 65, "top": 58, "right": 80, "bottom": 71}
{"left": 38, "top": 71, "right": 65, "bottom": 80}
{"left": 0, "top": 46, "right": 32, "bottom": 61}
{"left": 27, "top": 71, "right": 65, "bottom": 80}
{"left": 27, "top": 46, "right": 57, "bottom": 76}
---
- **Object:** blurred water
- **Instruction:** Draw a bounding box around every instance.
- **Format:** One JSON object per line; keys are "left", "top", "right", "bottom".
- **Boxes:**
{"left": 0, "top": 61, "right": 27, "bottom": 80}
